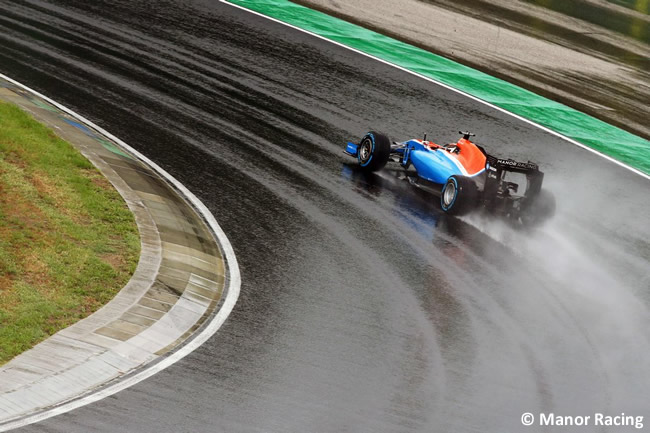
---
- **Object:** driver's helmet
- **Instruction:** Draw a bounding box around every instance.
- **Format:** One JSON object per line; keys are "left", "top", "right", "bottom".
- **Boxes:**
{"left": 445, "top": 143, "right": 458, "bottom": 153}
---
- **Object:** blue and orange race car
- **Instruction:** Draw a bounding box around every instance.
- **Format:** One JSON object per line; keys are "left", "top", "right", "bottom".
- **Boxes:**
{"left": 344, "top": 131, "right": 555, "bottom": 225}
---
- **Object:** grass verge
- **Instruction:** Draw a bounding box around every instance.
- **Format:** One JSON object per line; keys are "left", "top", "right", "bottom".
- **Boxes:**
{"left": 0, "top": 101, "right": 140, "bottom": 365}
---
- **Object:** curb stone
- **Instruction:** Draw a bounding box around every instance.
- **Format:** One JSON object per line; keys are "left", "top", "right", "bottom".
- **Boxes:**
{"left": 0, "top": 77, "right": 238, "bottom": 428}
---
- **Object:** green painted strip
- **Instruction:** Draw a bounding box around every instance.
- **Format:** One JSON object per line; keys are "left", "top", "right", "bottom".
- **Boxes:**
{"left": 97, "top": 137, "right": 134, "bottom": 159}
{"left": 226, "top": 0, "right": 650, "bottom": 176}
{"left": 30, "top": 98, "right": 60, "bottom": 113}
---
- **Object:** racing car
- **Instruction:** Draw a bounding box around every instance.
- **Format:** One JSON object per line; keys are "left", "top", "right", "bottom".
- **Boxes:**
{"left": 343, "top": 131, "right": 555, "bottom": 225}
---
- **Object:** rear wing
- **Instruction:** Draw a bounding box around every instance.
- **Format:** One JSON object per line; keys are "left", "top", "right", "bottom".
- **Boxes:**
{"left": 487, "top": 156, "right": 539, "bottom": 172}
{"left": 485, "top": 155, "right": 544, "bottom": 198}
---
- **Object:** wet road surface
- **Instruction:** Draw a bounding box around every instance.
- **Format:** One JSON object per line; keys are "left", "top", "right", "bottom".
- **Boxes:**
{"left": 1, "top": 1, "right": 649, "bottom": 431}
{"left": 297, "top": 0, "right": 650, "bottom": 139}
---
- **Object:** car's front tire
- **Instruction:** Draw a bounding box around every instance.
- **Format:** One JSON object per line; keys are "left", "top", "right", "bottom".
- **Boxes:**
{"left": 357, "top": 131, "right": 391, "bottom": 172}
{"left": 440, "top": 175, "right": 478, "bottom": 215}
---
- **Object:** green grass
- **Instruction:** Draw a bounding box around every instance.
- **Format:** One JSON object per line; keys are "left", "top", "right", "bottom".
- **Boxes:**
{"left": 0, "top": 101, "right": 140, "bottom": 365}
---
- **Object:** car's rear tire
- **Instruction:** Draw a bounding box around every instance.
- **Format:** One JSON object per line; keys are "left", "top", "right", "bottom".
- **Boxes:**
{"left": 357, "top": 131, "right": 390, "bottom": 172}
{"left": 440, "top": 175, "right": 478, "bottom": 215}
{"left": 521, "top": 189, "right": 556, "bottom": 227}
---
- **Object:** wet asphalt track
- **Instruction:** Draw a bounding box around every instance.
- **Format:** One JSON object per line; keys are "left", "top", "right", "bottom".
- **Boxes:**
{"left": 1, "top": 1, "right": 650, "bottom": 432}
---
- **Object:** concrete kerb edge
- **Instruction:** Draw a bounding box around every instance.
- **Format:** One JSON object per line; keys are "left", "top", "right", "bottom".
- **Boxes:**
{"left": 219, "top": 0, "right": 650, "bottom": 182}
{"left": 0, "top": 73, "right": 241, "bottom": 431}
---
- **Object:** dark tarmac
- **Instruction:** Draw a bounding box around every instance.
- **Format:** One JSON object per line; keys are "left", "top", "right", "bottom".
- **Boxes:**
{"left": 297, "top": 0, "right": 650, "bottom": 139}
{"left": 0, "top": 1, "right": 649, "bottom": 432}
